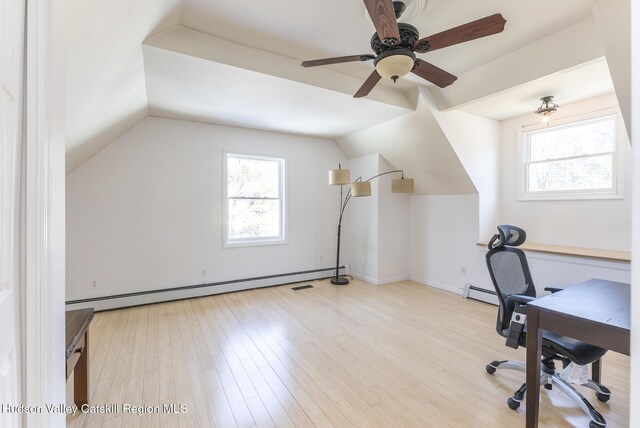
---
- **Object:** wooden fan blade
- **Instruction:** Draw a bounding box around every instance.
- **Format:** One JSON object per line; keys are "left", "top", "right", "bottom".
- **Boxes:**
{"left": 411, "top": 59, "right": 457, "bottom": 88}
{"left": 413, "top": 13, "right": 507, "bottom": 53}
{"left": 354, "top": 70, "right": 382, "bottom": 98}
{"left": 301, "top": 54, "right": 375, "bottom": 67}
{"left": 363, "top": 0, "right": 401, "bottom": 46}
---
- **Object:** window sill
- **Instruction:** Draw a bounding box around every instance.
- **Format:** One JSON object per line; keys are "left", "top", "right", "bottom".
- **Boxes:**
{"left": 476, "top": 241, "right": 630, "bottom": 263}
{"left": 224, "top": 238, "right": 287, "bottom": 248}
{"left": 518, "top": 191, "right": 623, "bottom": 202}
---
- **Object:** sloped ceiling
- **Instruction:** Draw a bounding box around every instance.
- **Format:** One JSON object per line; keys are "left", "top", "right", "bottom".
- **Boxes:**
{"left": 65, "top": 0, "right": 182, "bottom": 172}
{"left": 337, "top": 97, "right": 476, "bottom": 195}
{"left": 142, "top": 27, "right": 413, "bottom": 138}
{"left": 458, "top": 58, "right": 614, "bottom": 121}
{"left": 64, "top": 0, "right": 626, "bottom": 174}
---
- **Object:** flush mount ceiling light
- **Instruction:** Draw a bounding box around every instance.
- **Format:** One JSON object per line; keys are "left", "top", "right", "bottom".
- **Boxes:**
{"left": 535, "top": 96, "right": 559, "bottom": 122}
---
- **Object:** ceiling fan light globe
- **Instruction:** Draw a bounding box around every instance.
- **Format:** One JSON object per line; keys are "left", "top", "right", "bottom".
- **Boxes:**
{"left": 374, "top": 51, "right": 415, "bottom": 81}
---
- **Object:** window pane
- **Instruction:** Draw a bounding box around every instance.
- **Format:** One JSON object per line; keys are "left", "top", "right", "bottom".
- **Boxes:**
{"left": 529, "top": 117, "right": 615, "bottom": 162}
{"left": 227, "top": 157, "right": 280, "bottom": 198}
{"left": 528, "top": 154, "right": 613, "bottom": 192}
{"left": 228, "top": 199, "right": 281, "bottom": 239}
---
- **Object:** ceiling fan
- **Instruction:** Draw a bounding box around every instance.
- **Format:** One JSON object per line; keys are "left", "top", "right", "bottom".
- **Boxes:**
{"left": 301, "top": 0, "right": 506, "bottom": 98}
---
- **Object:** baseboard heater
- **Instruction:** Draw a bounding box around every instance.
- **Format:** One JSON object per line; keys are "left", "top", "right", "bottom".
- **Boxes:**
{"left": 462, "top": 283, "right": 498, "bottom": 305}
{"left": 65, "top": 266, "right": 347, "bottom": 312}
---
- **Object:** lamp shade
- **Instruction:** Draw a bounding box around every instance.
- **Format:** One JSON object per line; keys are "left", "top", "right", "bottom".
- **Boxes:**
{"left": 351, "top": 181, "right": 372, "bottom": 197}
{"left": 329, "top": 168, "right": 351, "bottom": 185}
{"left": 392, "top": 178, "right": 414, "bottom": 193}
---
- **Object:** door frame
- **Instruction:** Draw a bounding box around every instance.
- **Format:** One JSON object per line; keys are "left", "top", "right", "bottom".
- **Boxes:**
{"left": 21, "top": 0, "right": 65, "bottom": 426}
{"left": 630, "top": 2, "right": 640, "bottom": 427}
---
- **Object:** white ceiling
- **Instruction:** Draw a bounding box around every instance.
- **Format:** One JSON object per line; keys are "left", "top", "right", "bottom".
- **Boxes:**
{"left": 65, "top": 0, "right": 181, "bottom": 171}
{"left": 65, "top": 0, "right": 610, "bottom": 172}
{"left": 143, "top": 44, "right": 412, "bottom": 139}
{"left": 458, "top": 58, "right": 615, "bottom": 121}
{"left": 180, "top": 0, "right": 594, "bottom": 83}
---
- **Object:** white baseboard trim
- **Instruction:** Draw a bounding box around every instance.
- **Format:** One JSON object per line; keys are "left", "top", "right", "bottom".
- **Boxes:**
{"left": 66, "top": 267, "right": 344, "bottom": 311}
{"left": 376, "top": 275, "right": 410, "bottom": 285}
{"left": 350, "top": 272, "right": 379, "bottom": 285}
{"left": 409, "top": 276, "right": 464, "bottom": 295}
{"left": 350, "top": 272, "right": 409, "bottom": 285}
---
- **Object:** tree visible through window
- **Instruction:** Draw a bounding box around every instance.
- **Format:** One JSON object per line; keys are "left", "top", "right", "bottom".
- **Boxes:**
{"left": 225, "top": 154, "right": 285, "bottom": 245}
{"left": 523, "top": 115, "right": 618, "bottom": 197}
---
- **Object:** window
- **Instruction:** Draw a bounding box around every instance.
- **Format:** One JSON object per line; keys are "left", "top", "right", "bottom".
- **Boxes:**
{"left": 224, "top": 153, "right": 285, "bottom": 246}
{"left": 521, "top": 112, "right": 622, "bottom": 200}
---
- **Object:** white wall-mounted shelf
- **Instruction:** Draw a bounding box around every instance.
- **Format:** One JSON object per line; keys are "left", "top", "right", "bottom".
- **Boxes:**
{"left": 477, "top": 241, "right": 630, "bottom": 263}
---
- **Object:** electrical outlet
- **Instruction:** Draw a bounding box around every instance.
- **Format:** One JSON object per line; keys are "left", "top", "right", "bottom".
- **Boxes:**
{"left": 201, "top": 269, "right": 207, "bottom": 277}
{"left": 460, "top": 266, "right": 466, "bottom": 275}
{"left": 91, "top": 280, "right": 97, "bottom": 288}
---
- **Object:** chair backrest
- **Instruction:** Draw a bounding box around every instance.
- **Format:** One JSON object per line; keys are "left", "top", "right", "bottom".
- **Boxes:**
{"left": 485, "top": 225, "right": 537, "bottom": 335}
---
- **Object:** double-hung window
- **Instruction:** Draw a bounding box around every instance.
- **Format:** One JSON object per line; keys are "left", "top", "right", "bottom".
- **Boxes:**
{"left": 521, "top": 112, "right": 621, "bottom": 200}
{"left": 224, "top": 153, "right": 285, "bottom": 246}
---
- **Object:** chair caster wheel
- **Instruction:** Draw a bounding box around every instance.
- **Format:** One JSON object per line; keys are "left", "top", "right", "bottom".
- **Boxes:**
{"left": 507, "top": 397, "right": 520, "bottom": 410}
{"left": 485, "top": 364, "right": 496, "bottom": 374}
{"left": 596, "top": 392, "right": 610, "bottom": 403}
{"left": 544, "top": 383, "right": 552, "bottom": 390}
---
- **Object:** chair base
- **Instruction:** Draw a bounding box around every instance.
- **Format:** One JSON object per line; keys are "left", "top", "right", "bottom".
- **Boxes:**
{"left": 486, "top": 359, "right": 610, "bottom": 427}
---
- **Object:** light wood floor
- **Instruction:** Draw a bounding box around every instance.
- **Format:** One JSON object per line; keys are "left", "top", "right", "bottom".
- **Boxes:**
{"left": 66, "top": 279, "right": 630, "bottom": 427}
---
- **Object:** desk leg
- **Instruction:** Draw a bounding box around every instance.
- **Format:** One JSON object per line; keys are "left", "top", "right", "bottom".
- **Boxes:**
{"left": 74, "top": 331, "right": 89, "bottom": 407}
{"left": 592, "top": 358, "right": 602, "bottom": 384}
{"left": 526, "top": 308, "right": 542, "bottom": 428}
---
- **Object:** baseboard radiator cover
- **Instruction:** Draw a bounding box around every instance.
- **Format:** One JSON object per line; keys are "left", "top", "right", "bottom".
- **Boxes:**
{"left": 65, "top": 266, "right": 347, "bottom": 311}
{"left": 462, "top": 283, "right": 498, "bottom": 305}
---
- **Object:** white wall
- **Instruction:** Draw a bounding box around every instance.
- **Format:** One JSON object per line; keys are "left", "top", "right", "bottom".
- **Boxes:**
{"left": 342, "top": 153, "right": 410, "bottom": 284}
{"left": 408, "top": 194, "right": 630, "bottom": 296}
{"left": 630, "top": 0, "right": 639, "bottom": 424}
{"left": 407, "top": 93, "right": 632, "bottom": 297}
{"left": 342, "top": 154, "right": 380, "bottom": 283}
{"left": 377, "top": 156, "right": 410, "bottom": 283}
{"left": 409, "top": 194, "right": 491, "bottom": 293}
{"left": 66, "top": 117, "right": 345, "bottom": 301}
{"left": 500, "top": 93, "right": 632, "bottom": 250}
{"left": 427, "top": 92, "right": 501, "bottom": 239}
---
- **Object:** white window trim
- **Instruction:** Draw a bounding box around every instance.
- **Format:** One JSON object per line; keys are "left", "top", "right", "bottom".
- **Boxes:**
{"left": 517, "top": 107, "right": 625, "bottom": 201}
{"left": 223, "top": 152, "right": 287, "bottom": 247}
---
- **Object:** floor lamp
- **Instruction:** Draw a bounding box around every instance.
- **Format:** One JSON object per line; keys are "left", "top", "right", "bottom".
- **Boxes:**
{"left": 328, "top": 164, "right": 414, "bottom": 285}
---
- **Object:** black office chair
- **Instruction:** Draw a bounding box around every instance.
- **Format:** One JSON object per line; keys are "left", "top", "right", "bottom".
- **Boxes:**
{"left": 485, "top": 225, "right": 611, "bottom": 428}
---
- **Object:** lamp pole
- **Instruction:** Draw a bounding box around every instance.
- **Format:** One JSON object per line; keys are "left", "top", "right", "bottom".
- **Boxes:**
{"left": 330, "top": 169, "right": 407, "bottom": 285}
{"left": 332, "top": 183, "right": 352, "bottom": 285}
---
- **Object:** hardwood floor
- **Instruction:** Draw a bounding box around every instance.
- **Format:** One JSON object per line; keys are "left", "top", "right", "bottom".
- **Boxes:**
{"left": 66, "top": 279, "right": 630, "bottom": 427}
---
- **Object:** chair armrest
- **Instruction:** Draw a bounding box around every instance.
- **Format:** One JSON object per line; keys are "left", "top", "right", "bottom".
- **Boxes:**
{"left": 504, "top": 294, "right": 534, "bottom": 350}
{"left": 507, "top": 294, "right": 535, "bottom": 305}
{"left": 544, "top": 287, "right": 564, "bottom": 293}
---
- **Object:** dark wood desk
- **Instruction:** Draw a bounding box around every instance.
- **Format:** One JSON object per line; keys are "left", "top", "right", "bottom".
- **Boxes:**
{"left": 525, "top": 279, "right": 630, "bottom": 427}
{"left": 66, "top": 308, "right": 94, "bottom": 407}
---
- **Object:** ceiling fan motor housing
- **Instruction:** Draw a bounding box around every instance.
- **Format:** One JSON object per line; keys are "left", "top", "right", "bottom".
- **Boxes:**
{"left": 370, "top": 23, "right": 420, "bottom": 54}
